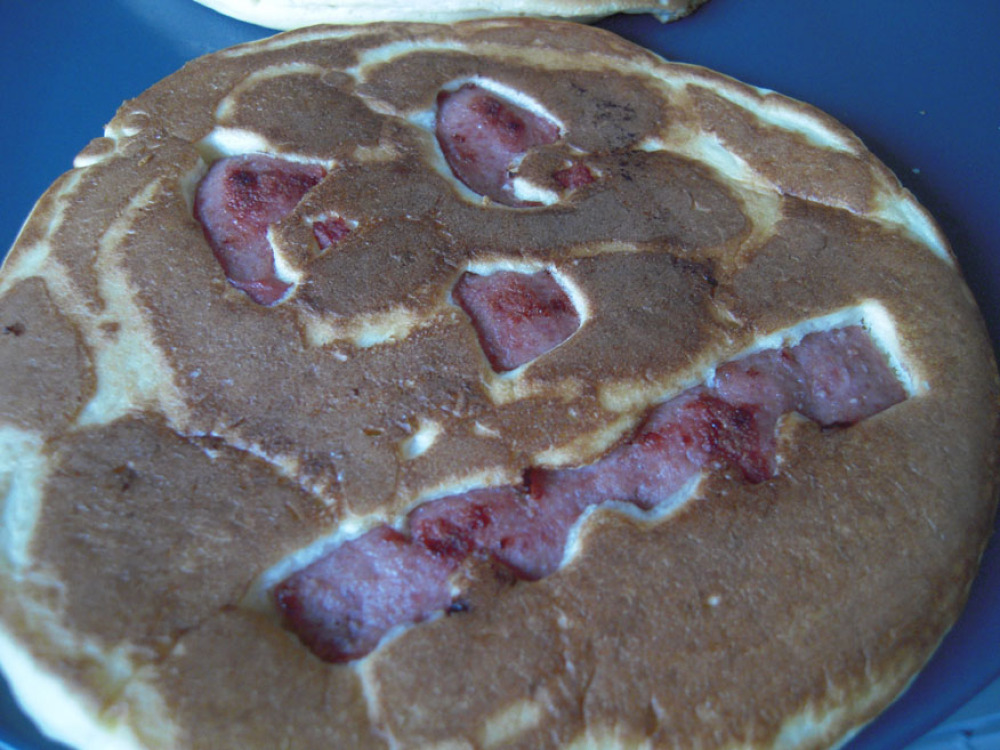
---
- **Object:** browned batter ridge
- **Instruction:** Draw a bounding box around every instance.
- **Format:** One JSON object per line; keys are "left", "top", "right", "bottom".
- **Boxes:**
{"left": 0, "top": 19, "right": 997, "bottom": 750}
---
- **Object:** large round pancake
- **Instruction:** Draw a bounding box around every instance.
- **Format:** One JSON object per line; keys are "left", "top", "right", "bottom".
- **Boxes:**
{"left": 190, "top": 0, "right": 707, "bottom": 29}
{"left": 0, "top": 17, "right": 997, "bottom": 750}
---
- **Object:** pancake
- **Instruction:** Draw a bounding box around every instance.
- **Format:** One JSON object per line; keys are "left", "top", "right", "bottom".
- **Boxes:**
{"left": 0, "top": 18, "right": 997, "bottom": 750}
{"left": 190, "top": 0, "right": 707, "bottom": 28}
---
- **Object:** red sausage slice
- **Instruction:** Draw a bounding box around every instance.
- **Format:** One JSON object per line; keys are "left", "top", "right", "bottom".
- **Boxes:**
{"left": 273, "top": 526, "right": 458, "bottom": 663}
{"left": 453, "top": 270, "right": 581, "bottom": 372}
{"left": 436, "top": 84, "right": 560, "bottom": 206}
{"left": 193, "top": 154, "right": 326, "bottom": 305}
{"left": 553, "top": 163, "right": 596, "bottom": 190}
{"left": 409, "top": 484, "right": 579, "bottom": 581}
{"left": 276, "top": 325, "right": 906, "bottom": 662}
{"left": 311, "top": 215, "right": 352, "bottom": 250}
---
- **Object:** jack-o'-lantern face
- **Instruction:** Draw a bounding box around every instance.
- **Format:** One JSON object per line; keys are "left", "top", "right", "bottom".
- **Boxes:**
{"left": 0, "top": 21, "right": 995, "bottom": 750}
{"left": 185, "top": 58, "right": 915, "bottom": 662}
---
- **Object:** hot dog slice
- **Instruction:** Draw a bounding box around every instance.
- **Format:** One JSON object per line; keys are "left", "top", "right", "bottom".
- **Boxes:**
{"left": 409, "top": 484, "right": 580, "bottom": 581}
{"left": 194, "top": 154, "right": 325, "bottom": 304}
{"left": 453, "top": 270, "right": 581, "bottom": 372}
{"left": 273, "top": 526, "right": 458, "bottom": 663}
{"left": 436, "top": 84, "right": 560, "bottom": 206}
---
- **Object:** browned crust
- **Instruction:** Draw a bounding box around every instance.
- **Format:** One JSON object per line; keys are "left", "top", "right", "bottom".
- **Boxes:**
{"left": 0, "top": 19, "right": 997, "bottom": 750}
{"left": 0, "top": 278, "right": 94, "bottom": 433}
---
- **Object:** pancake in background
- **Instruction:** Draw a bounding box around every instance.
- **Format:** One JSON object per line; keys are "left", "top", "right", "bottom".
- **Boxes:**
{"left": 190, "top": 0, "right": 708, "bottom": 28}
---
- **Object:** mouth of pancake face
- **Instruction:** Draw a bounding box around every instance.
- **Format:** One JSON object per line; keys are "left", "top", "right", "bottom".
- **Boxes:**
{"left": 272, "top": 323, "right": 907, "bottom": 663}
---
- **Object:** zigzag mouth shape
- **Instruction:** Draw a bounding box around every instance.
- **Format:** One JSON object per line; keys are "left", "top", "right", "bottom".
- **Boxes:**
{"left": 272, "top": 323, "right": 909, "bottom": 663}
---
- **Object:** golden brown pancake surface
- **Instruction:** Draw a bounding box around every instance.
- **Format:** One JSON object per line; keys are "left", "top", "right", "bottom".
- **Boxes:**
{"left": 0, "top": 19, "right": 997, "bottom": 750}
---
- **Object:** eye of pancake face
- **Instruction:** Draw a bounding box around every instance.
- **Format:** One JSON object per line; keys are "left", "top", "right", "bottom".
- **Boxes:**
{"left": 193, "top": 154, "right": 327, "bottom": 305}
{"left": 435, "top": 83, "right": 562, "bottom": 206}
{"left": 452, "top": 269, "right": 582, "bottom": 372}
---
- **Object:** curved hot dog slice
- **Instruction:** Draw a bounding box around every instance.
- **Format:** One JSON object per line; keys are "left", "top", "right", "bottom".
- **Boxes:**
{"left": 194, "top": 154, "right": 325, "bottom": 305}
{"left": 436, "top": 84, "right": 560, "bottom": 206}
{"left": 276, "top": 325, "right": 906, "bottom": 662}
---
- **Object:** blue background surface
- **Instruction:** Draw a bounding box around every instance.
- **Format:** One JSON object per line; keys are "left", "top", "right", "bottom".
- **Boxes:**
{"left": 1, "top": 1, "right": 998, "bottom": 748}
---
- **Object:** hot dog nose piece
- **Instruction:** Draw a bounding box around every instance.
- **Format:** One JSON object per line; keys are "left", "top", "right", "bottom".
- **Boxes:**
{"left": 452, "top": 269, "right": 581, "bottom": 372}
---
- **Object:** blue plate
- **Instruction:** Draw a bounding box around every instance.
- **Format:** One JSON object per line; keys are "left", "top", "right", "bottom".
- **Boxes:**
{"left": 1, "top": 1, "right": 998, "bottom": 748}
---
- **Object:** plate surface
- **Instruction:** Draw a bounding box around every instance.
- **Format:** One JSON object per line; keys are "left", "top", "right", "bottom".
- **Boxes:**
{"left": 1, "top": 1, "right": 998, "bottom": 749}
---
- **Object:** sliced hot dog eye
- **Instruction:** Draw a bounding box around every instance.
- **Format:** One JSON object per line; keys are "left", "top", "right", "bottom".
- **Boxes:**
{"left": 274, "top": 324, "right": 908, "bottom": 663}
{"left": 435, "top": 84, "right": 560, "bottom": 206}
{"left": 452, "top": 269, "right": 582, "bottom": 372}
{"left": 193, "top": 154, "right": 326, "bottom": 305}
